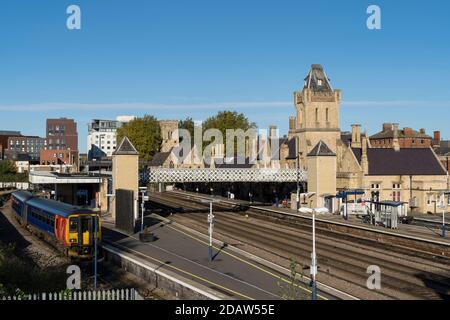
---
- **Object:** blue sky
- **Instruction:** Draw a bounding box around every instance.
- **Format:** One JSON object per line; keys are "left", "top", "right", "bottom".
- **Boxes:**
{"left": 1, "top": 0, "right": 450, "bottom": 152}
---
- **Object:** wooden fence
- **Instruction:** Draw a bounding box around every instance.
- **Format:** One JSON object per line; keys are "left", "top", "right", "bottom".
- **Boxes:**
{"left": 1, "top": 288, "right": 143, "bottom": 300}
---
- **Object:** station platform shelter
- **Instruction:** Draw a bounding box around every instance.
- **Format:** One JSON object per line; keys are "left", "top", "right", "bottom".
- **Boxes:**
{"left": 28, "top": 171, "right": 111, "bottom": 212}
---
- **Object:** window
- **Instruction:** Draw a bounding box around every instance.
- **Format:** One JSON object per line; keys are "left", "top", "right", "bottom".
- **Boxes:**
{"left": 326, "top": 108, "right": 329, "bottom": 122}
{"left": 69, "top": 218, "right": 78, "bottom": 232}
{"left": 318, "top": 79, "right": 323, "bottom": 86}
{"left": 315, "top": 108, "right": 318, "bottom": 123}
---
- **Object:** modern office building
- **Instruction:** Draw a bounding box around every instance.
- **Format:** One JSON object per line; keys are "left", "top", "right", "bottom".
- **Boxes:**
{"left": 87, "top": 116, "right": 135, "bottom": 160}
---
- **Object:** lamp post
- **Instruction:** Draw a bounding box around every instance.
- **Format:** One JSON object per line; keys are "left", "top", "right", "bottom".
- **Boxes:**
{"left": 299, "top": 206, "right": 327, "bottom": 300}
{"left": 93, "top": 214, "right": 98, "bottom": 290}
{"left": 442, "top": 191, "right": 450, "bottom": 238}
{"left": 98, "top": 134, "right": 105, "bottom": 212}
{"left": 296, "top": 152, "right": 301, "bottom": 211}
{"left": 140, "top": 187, "right": 148, "bottom": 233}
{"left": 201, "top": 199, "right": 220, "bottom": 261}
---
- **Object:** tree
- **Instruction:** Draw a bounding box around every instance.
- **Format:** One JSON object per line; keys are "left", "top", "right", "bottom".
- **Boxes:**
{"left": 179, "top": 117, "right": 195, "bottom": 146}
{"left": 116, "top": 115, "right": 162, "bottom": 161}
{"left": 202, "top": 111, "right": 256, "bottom": 154}
{"left": 277, "top": 258, "right": 307, "bottom": 300}
{"left": 0, "top": 160, "right": 17, "bottom": 176}
{"left": 0, "top": 160, "right": 27, "bottom": 182}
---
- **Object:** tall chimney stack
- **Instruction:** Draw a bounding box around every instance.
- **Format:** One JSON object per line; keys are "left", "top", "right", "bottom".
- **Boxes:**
{"left": 392, "top": 123, "right": 400, "bottom": 151}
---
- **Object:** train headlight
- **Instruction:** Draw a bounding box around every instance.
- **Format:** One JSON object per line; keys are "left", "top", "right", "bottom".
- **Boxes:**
{"left": 70, "top": 239, "right": 76, "bottom": 243}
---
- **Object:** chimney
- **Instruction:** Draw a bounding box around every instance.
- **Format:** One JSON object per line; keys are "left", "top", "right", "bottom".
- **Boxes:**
{"left": 361, "top": 131, "right": 369, "bottom": 175}
{"left": 289, "top": 116, "right": 296, "bottom": 132}
{"left": 351, "top": 124, "right": 362, "bottom": 148}
{"left": 382, "top": 123, "right": 392, "bottom": 133}
{"left": 419, "top": 128, "right": 426, "bottom": 134}
{"left": 404, "top": 127, "right": 413, "bottom": 136}
{"left": 434, "top": 131, "right": 441, "bottom": 142}
{"left": 392, "top": 123, "right": 400, "bottom": 151}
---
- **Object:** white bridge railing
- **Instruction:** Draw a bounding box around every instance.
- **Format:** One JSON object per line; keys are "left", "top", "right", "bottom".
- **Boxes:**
{"left": 148, "top": 168, "right": 307, "bottom": 183}
{"left": 0, "top": 182, "right": 29, "bottom": 190}
{"left": 1, "top": 288, "right": 143, "bottom": 301}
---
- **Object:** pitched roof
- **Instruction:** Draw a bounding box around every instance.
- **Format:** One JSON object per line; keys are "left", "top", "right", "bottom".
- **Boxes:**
{"left": 304, "top": 64, "right": 333, "bottom": 92}
{"left": 113, "top": 137, "right": 139, "bottom": 155}
{"left": 215, "top": 157, "right": 253, "bottom": 169}
{"left": 308, "top": 140, "right": 336, "bottom": 157}
{"left": 351, "top": 148, "right": 446, "bottom": 176}
{"left": 370, "top": 128, "right": 431, "bottom": 140}
{"left": 285, "top": 137, "right": 298, "bottom": 160}
{"left": 148, "top": 150, "right": 172, "bottom": 167}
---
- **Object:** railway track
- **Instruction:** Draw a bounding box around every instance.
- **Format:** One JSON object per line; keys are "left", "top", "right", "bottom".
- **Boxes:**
{"left": 149, "top": 191, "right": 450, "bottom": 300}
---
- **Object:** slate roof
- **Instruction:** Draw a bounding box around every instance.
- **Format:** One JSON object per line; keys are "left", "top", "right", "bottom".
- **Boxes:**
{"left": 148, "top": 151, "right": 172, "bottom": 167}
{"left": 113, "top": 137, "right": 139, "bottom": 155}
{"left": 285, "top": 137, "right": 298, "bottom": 160}
{"left": 215, "top": 157, "right": 253, "bottom": 169}
{"left": 308, "top": 140, "right": 336, "bottom": 157}
{"left": 304, "top": 64, "right": 333, "bottom": 92}
{"left": 351, "top": 148, "right": 446, "bottom": 176}
{"left": 435, "top": 147, "right": 450, "bottom": 156}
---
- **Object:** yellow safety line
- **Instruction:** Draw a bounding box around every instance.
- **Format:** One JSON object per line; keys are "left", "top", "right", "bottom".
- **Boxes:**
{"left": 110, "top": 241, "right": 254, "bottom": 300}
{"left": 163, "top": 223, "right": 328, "bottom": 300}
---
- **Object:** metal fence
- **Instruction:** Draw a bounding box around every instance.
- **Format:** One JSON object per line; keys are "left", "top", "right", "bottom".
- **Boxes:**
{"left": 0, "top": 182, "right": 29, "bottom": 190}
{"left": 1, "top": 288, "right": 143, "bottom": 301}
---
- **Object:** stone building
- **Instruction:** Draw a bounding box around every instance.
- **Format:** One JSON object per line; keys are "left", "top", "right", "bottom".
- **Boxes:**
{"left": 287, "top": 64, "right": 449, "bottom": 214}
{"left": 337, "top": 128, "right": 449, "bottom": 214}
{"left": 292, "top": 64, "right": 342, "bottom": 170}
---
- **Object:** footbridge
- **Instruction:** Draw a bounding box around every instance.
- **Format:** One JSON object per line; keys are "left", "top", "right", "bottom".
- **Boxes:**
{"left": 147, "top": 168, "right": 307, "bottom": 183}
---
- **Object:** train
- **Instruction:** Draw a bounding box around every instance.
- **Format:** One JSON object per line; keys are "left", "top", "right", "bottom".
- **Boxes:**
{"left": 10, "top": 191, "right": 101, "bottom": 259}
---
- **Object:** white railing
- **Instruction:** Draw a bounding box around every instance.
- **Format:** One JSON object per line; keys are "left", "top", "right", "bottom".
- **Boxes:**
{"left": 0, "top": 288, "right": 143, "bottom": 301}
{"left": 0, "top": 182, "right": 29, "bottom": 190}
{"left": 148, "top": 168, "right": 307, "bottom": 183}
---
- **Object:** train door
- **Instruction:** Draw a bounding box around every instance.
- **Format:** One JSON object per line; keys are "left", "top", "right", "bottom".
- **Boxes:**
{"left": 79, "top": 216, "right": 92, "bottom": 246}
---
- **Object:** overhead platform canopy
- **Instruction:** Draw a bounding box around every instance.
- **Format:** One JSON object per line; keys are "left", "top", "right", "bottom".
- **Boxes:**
{"left": 29, "top": 171, "right": 105, "bottom": 184}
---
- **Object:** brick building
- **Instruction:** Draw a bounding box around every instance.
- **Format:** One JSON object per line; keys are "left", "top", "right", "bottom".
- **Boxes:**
{"left": 42, "top": 118, "right": 79, "bottom": 171}
{"left": 6, "top": 135, "right": 46, "bottom": 162}
{"left": 370, "top": 123, "right": 432, "bottom": 149}
{"left": 40, "top": 149, "right": 79, "bottom": 167}
{"left": 0, "top": 130, "right": 21, "bottom": 160}
{"left": 46, "top": 118, "right": 78, "bottom": 151}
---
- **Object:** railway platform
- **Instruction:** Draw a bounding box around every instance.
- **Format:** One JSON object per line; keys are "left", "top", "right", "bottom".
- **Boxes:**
{"left": 100, "top": 215, "right": 338, "bottom": 300}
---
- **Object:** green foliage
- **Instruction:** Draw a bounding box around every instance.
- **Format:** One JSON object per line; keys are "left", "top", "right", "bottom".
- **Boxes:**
{"left": 116, "top": 115, "right": 162, "bottom": 161}
{"left": 0, "top": 160, "right": 28, "bottom": 182}
{"left": 179, "top": 117, "right": 195, "bottom": 146}
{"left": 277, "top": 258, "right": 307, "bottom": 300}
{"left": 202, "top": 111, "right": 256, "bottom": 153}
{"left": 0, "top": 243, "right": 67, "bottom": 297}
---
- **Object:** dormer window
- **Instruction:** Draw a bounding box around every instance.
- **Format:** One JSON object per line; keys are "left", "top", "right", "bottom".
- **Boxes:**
{"left": 317, "top": 79, "right": 323, "bottom": 86}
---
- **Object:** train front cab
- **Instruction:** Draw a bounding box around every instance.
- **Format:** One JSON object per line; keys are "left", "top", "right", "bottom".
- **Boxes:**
{"left": 66, "top": 213, "right": 101, "bottom": 258}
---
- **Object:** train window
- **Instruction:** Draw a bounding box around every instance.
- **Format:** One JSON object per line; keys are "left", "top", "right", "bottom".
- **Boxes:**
{"left": 69, "top": 218, "right": 78, "bottom": 232}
